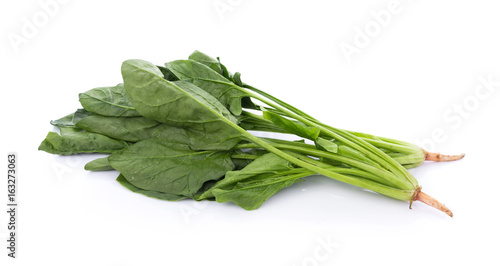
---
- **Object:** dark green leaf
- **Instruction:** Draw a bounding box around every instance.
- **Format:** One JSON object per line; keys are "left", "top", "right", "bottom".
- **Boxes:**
{"left": 108, "top": 138, "right": 235, "bottom": 197}
{"left": 174, "top": 80, "right": 239, "bottom": 124}
{"left": 38, "top": 131, "right": 129, "bottom": 155}
{"left": 79, "top": 83, "right": 141, "bottom": 117}
{"left": 212, "top": 175, "right": 303, "bottom": 210}
{"left": 121, "top": 59, "right": 242, "bottom": 142}
{"left": 76, "top": 115, "right": 162, "bottom": 142}
{"left": 76, "top": 114, "right": 241, "bottom": 150}
{"left": 164, "top": 59, "right": 251, "bottom": 115}
{"left": 205, "top": 153, "right": 305, "bottom": 210}
{"left": 199, "top": 153, "right": 292, "bottom": 199}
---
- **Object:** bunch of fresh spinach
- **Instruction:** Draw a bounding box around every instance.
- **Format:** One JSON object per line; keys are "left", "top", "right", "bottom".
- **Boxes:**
{"left": 39, "top": 51, "right": 461, "bottom": 215}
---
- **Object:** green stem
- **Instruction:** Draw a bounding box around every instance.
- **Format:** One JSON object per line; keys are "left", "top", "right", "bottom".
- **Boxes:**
{"left": 186, "top": 79, "right": 417, "bottom": 200}
{"left": 224, "top": 120, "right": 415, "bottom": 201}
{"left": 230, "top": 153, "right": 261, "bottom": 160}
{"left": 390, "top": 153, "right": 426, "bottom": 166}
{"left": 240, "top": 112, "right": 425, "bottom": 166}
{"left": 281, "top": 150, "right": 399, "bottom": 186}
{"left": 239, "top": 88, "right": 418, "bottom": 189}
{"left": 235, "top": 140, "right": 410, "bottom": 189}
{"left": 356, "top": 138, "right": 418, "bottom": 154}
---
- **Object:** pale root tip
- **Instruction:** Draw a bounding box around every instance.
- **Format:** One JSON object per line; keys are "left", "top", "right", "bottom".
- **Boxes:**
{"left": 415, "top": 190, "right": 453, "bottom": 218}
{"left": 424, "top": 150, "right": 465, "bottom": 162}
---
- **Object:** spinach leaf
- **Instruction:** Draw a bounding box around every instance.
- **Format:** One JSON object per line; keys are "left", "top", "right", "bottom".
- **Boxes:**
{"left": 38, "top": 130, "right": 129, "bottom": 155}
{"left": 108, "top": 138, "right": 235, "bottom": 197}
{"left": 212, "top": 174, "right": 304, "bottom": 210}
{"left": 75, "top": 115, "right": 241, "bottom": 150}
{"left": 199, "top": 153, "right": 292, "bottom": 199}
{"left": 164, "top": 59, "right": 254, "bottom": 115}
{"left": 76, "top": 115, "right": 162, "bottom": 142}
{"left": 204, "top": 153, "right": 306, "bottom": 210}
{"left": 50, "top": 112, "right": 75, "bottom": 127}
{"left": 188, "top": 50, "right": 232, "bottom": 81}
{"left": 79, "top": 83, "right": 141, "bottom": 117}
{"left": 121, "top": 59, "right": 242, "bottom": 139}
{"left": 188, "top": 50, "right": 224, "bottom": 74}
{"left": 50, "top": 109, "right": 93, "bottom": 128}
{"left": 116, "top": 174, "right": 187, "bottom": 201}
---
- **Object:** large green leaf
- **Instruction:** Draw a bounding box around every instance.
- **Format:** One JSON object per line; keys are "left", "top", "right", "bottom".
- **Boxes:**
{"left": 79, "top": 83, "right": 141, "bottom": 117}
{"left": 121, "top": 59, "right": 243, "bottom": 141}
{"left": 108, "top": 138, "right": 235, "bottom": 197}
{"left": 75, "top": 115, "right": 242, "bottom": 150}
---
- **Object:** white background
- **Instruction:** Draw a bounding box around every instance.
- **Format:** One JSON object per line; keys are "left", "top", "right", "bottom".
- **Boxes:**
{"left": 1, "top": 0, "right": 499, "bottom": 265}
